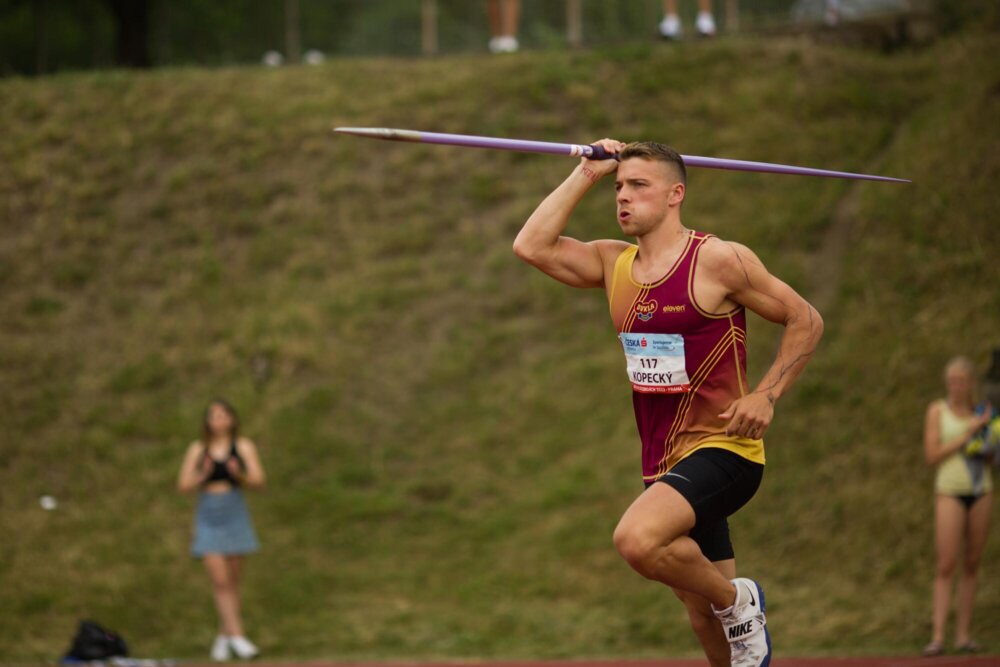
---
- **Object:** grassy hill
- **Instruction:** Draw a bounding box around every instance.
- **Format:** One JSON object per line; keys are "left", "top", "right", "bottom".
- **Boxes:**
{"left": 2, "top": 9, "right": 999, "bottom": 662}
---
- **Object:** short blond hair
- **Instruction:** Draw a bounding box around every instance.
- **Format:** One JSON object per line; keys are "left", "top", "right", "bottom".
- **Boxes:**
{"left": 620, "top": 141, "right": 687, "bottom": 185}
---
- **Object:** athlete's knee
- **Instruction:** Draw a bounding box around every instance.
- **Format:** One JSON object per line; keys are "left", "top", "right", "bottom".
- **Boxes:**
{"left": 613, "top": 524, "right": 664, "bottom": 575}
{"left": 615, "top": 528, "right": 697, "bottom": 580}
{"left": 613, "top": 524, "right": 648, "bottom": 566}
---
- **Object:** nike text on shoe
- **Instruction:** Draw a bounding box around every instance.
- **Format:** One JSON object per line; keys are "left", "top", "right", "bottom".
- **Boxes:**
{"left": 713, "top": 578, "right": 771, "bottom": 667}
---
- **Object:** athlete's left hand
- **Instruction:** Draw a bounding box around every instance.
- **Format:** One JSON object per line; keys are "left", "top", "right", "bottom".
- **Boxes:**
{"left": 719, "top": 391, "right": 774, "bottom": 440}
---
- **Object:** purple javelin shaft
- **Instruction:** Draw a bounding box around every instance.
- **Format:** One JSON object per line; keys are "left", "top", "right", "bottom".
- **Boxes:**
{"left": 335, "top": 126, "right": 600, "bottom": 157}
{"left": 334, "top": 127, "right": 910, "bottom": 183}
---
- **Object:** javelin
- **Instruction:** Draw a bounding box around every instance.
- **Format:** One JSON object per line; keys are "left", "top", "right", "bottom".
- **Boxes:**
{"left": 334, "top": 127, "right": 910, "bottom": 183}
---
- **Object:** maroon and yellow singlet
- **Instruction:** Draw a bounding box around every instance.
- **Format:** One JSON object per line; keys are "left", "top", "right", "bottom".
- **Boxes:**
{"left": 608, "top": 230, "right": 765, "bottom": 483}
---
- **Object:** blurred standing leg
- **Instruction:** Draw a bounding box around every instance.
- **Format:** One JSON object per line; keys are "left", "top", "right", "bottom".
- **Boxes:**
{"left": 955, "top": 493, "right": 992, "bottom": 648}
{"left": 660, "top": 0, "right": 682, "bottom": 40}
{"left": 696, "top": 0, "right": 717, "bottom": 37}
{"left": 929, "top": 496, "right": 963, "bottom": 653}
{"left": 661, "top": 1, "right": 715, "bottom": 39}
{"left": 487, "top": 0, "right": 520, "bottom": 53}
{"left": 204, "top": 554, "right": 245, "bottom": 638}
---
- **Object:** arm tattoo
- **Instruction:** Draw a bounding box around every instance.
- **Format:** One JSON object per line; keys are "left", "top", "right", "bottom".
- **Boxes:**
{"left": 729, "top": 243, "right": 755, "bottom": 288}
{"left": 759, "top": 308, "right": 820, "bottom": 394}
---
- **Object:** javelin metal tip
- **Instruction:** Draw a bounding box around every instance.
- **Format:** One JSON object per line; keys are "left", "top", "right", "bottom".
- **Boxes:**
{"left": 334, "top": 126, "right": 378, "bottom": 136}
{"left": 333, "top": 126, "right": 422, "bottom": 142}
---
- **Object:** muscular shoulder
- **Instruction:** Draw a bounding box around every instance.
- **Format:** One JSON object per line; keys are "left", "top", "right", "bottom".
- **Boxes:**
{"left": 592, "top": 238, "right": 633, "bottom": 260}
{"left": 592, "top": 239, "right": 634, "bottom": 278}
{"left": 696, "top": 237, "right": 764, "bottom": 290}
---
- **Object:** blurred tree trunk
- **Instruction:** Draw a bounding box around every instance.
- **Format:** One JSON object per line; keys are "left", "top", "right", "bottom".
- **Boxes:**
{"left": 105, "top": 0, "right": 151, "bottom": 68}
{"left": 566, "top": 0, "right": 582, "bottom": 48}
{"left": 421, "top": 0, "right": 438, "bottom": 55}
{"left": 34, "top": 0, "right": 49, "bottom": 74}
{"left": 285, "top": 0, "right": 301, "bottom": 63}
{"left": 726, "top": 0, "right": 740, "bottom": 32}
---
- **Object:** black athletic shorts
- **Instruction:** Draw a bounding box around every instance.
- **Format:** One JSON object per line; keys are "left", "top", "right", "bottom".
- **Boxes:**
{"left": 644, "top": 447, "right": 764, "bottom": 562}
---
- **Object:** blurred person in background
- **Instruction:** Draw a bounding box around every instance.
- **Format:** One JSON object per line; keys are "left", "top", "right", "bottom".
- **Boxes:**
{"left": 922, "top": 357, "right": 994, "bottom": 656}
{"left": 487, "top": 0, "right": 521, "bottom": 53}
{"left": 659, "top": 0, "right": 716, "bottom": 40}
{"left": 178, "top": 399, "right": 266, "bottom": 661}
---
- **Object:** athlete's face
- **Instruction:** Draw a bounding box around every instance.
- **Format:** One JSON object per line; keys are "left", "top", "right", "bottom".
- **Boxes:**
{"left": 615, "top": 158, "right": 684, "bottom": 237}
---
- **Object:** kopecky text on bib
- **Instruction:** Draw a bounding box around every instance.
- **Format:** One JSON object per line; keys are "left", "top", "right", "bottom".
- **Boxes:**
{"left": 619, "top": 333, "right": 691, "bottom": 394}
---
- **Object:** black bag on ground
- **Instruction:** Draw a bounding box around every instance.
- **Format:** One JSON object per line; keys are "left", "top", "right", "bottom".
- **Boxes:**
{"left": 65, "top": 619, "right": 129, "bottom": 660}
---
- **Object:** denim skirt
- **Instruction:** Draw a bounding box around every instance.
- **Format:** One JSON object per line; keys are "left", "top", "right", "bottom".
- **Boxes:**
{"left": 191, "top": 488, "right": 260, "bottom": 557}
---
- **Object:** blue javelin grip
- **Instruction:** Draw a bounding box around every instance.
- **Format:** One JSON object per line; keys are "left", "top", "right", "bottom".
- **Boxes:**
{"left": 585, "top": 144, "right": 620, "bottom": 161}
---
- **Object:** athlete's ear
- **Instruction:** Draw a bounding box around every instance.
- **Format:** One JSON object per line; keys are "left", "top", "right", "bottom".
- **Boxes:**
{"left": 669, "top": 182, "right": 685, "bottom": 206}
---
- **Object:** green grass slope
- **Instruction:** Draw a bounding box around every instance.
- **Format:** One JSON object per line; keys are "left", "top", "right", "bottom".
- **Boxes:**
{"left": 2, "top": 18, "right": 999, "bottom": 663}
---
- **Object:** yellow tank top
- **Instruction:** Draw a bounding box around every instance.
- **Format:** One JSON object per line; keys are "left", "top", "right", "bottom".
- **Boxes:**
{"left": 934, "top": 400, "right": 993, "bottom": 495}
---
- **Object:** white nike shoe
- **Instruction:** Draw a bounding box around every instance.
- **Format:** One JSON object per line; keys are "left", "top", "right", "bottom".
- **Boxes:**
{"left": 659, "top": 14, "right": 682, "bottom": 40}
{"left": 713, "top": 578, "right": 771, "bottom": 667}
{"left": 210, "top": 635, "right": 231, "bottom": 662}
{"left": 696, "top": 11, "right": 717, "bottom": 37}
{"left": 228, "top": 635, "right": 260, "bottom": 660}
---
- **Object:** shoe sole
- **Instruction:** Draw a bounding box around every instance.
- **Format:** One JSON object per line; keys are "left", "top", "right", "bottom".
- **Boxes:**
{"left": 751, "top": 579, "right": 772, "bottom": 667}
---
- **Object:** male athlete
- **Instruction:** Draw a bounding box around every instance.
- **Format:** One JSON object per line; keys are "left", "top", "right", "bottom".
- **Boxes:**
{"left": 512, "top": 139, "right": 823, "bottom": 666}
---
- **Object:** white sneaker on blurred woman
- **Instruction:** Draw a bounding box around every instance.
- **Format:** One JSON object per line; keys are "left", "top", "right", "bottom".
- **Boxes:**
{"left": 659, "top": 13, "right": 682, "bottom": 40}
{"left": 210, "top": 635, "right": 230, "bottom": 662}
{"left": 229, "top": 635, "right": 260, "bottom": 660}
{"left": 696, "top": 11, "right": 717, "bottom": 37}
{"left": 488, "top": 35, "right": 519, "bottom": 53}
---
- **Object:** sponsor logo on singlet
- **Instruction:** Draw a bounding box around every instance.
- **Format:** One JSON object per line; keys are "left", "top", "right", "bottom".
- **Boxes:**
{"left": 662, "top": 304, "right": 686, "bottom": 313}
{"left": 634, "top": 299, "right": 657, "bottom": 322}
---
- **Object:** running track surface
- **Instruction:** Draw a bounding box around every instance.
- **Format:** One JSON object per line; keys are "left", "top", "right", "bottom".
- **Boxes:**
{"left": 188, "top": 658, "right": 999, "bottom": 667}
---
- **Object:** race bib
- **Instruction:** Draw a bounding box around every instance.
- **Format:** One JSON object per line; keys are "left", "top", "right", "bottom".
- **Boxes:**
{"left": 619, "top": 333, "right": 691, "bottom": 394}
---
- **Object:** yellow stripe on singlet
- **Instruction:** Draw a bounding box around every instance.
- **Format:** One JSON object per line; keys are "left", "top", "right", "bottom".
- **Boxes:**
{"left": 609, "top": 246, "right": 635, "bottom": 314}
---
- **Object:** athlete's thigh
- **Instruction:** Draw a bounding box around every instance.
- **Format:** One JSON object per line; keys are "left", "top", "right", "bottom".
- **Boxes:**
{"left": 964, "top": 492, "right": 993, "bottom": 564}
{"left": 618, "top": 482, "right": 697, "bottom": 545}
{"left": 935, "top": 495, "right": 965, "bottom": 565}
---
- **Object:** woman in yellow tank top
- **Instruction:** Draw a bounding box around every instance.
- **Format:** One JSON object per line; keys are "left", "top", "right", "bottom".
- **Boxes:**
{"left": 922, "top": 357, "right": 994, "bottom": 656}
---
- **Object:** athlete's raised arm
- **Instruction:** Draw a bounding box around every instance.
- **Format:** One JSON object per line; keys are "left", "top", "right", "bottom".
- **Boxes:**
{"left": 703, "top": 240, "right": 824, "bottom": 439}
{"left": 513, "top": 138, "right": 627, "bottom": 288}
